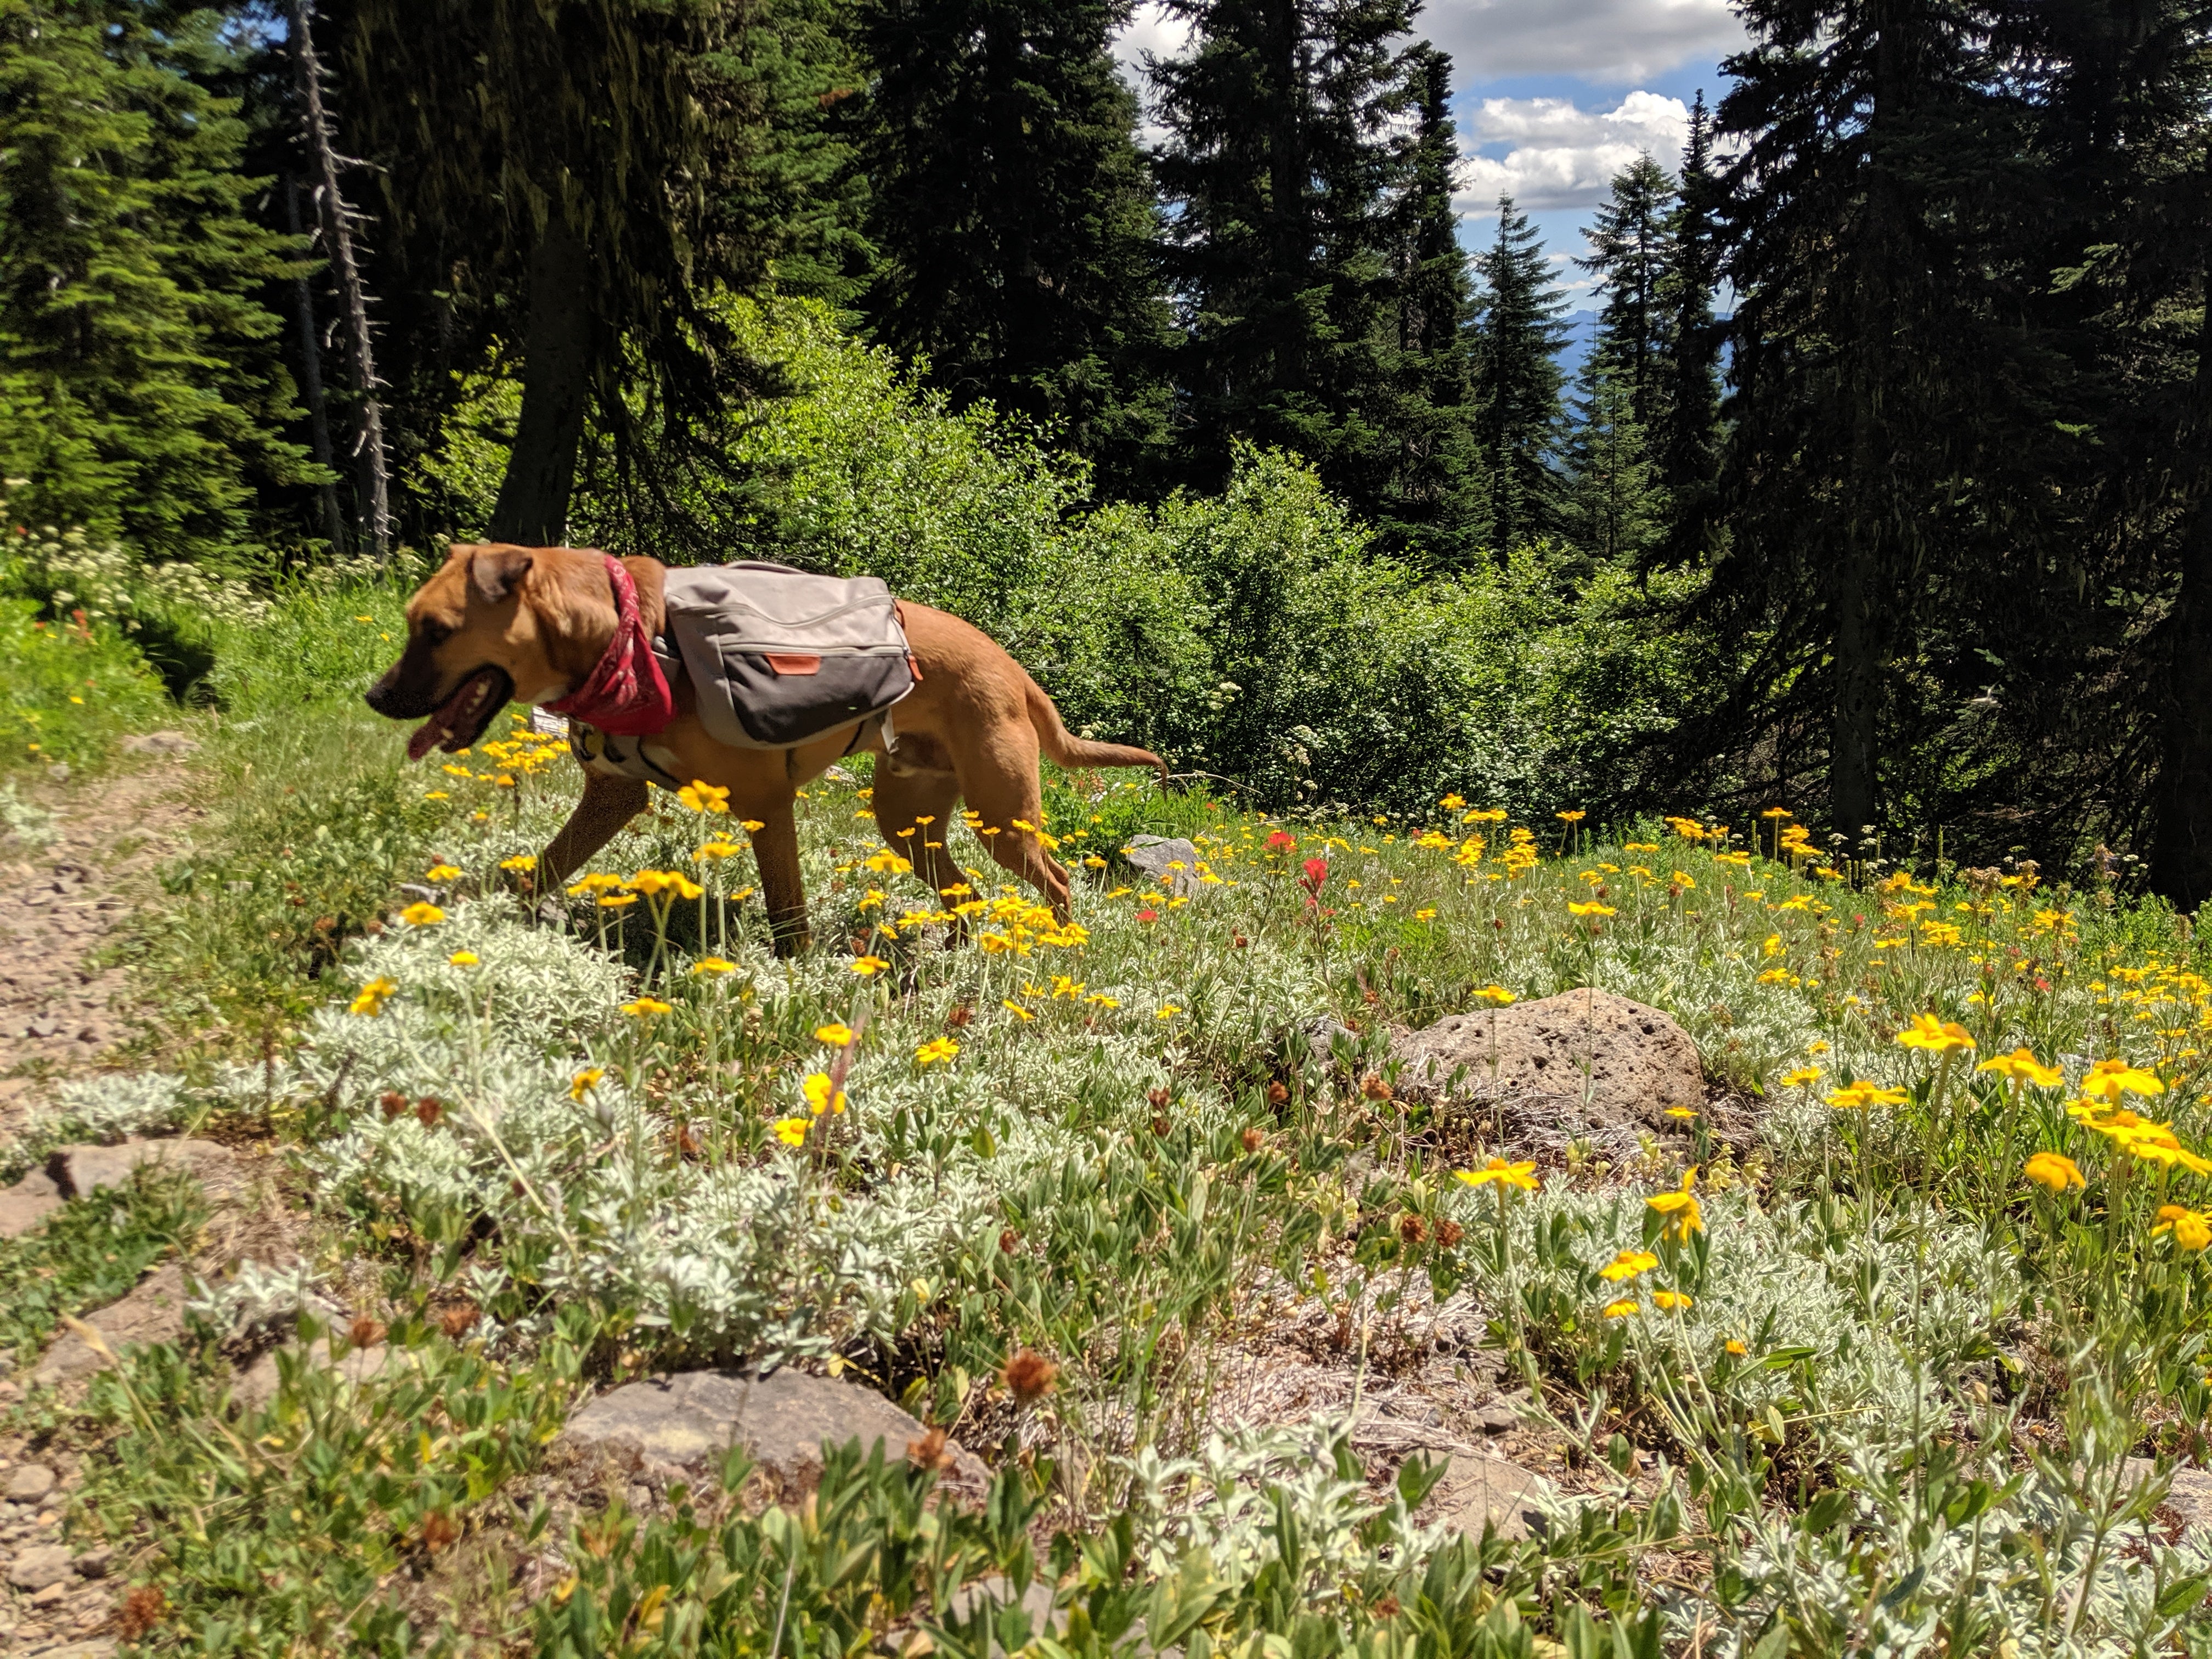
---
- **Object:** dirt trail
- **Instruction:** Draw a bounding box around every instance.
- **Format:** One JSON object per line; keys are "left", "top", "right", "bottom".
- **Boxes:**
{"left": 0, "top": 737, "right": 204, "bottom": 1144}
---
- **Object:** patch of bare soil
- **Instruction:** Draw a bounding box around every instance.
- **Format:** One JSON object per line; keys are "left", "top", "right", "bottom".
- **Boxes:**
{"left": 0, "top": 740, "right": 205, "bottom": 1144}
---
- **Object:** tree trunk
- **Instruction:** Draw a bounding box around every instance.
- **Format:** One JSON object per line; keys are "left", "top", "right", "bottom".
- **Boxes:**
{"left": 283, "top": 174, "right": 347, "bottom": 554}
{"left": 2152, "top": 164, "right": 2212, "bottom": 910}
{"left": 287, "top": 0, "right": 391, "bottom": 561}
{"left": 489, "top": 208, "right": 594, "bottom": 548}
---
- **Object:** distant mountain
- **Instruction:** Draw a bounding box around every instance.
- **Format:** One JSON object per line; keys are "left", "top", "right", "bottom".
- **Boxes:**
{"left": 1556, "top": 309, "right": 1602, "bottom": 383}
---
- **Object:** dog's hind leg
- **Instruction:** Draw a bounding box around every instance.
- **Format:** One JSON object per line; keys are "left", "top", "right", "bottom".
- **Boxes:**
{"left": 958, "top": 731, "right": 1074, "bottom": 921}
{"left": 749, "top": 800, "right": 812, "bottom": 958}
{"left": 872, "top": 766, "right": 964, "bottom": 904}
{"left": 538, "top": 771, "right": 650, "bottom": 916}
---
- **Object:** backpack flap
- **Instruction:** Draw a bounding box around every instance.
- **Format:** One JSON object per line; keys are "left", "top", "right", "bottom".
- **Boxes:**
{"left": 662, "top": 566, "right": 916, "bottom": 750}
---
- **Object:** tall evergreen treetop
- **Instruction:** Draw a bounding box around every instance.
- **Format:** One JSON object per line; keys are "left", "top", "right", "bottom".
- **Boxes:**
{"left": 1575, "top": 152, "right": 1676, "bottom": 432}
{"left": 1149, "top": 0, "right": 1419, "bottom": 494}
{"left": 1655, "top": 88, "right": 1721, "bottom": 515}
{"left": 1471, "top": 194, "right": 1568, "bottom": 553}
{"left": 859, "top": 0, "right": 1172, "bottom": 494}
{"left": 1370, "top": 39, "right": 1480, "bottom": 561}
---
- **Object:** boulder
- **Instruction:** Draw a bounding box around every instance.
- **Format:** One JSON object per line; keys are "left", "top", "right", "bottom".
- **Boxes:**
{"left": 1391, "top": 989, "right": 1703, "bottom": 1139}
{"left": 5, "top": 1543, "right": 75, "bottom": 1592}
{"left": 231, "top": 1337, "right": 400, "bottom": 1412}
{"left": 121, "top": 731, "right": 198, "bottom": 757}
{"left": 0, "top": 1167, "right": 63, "bottom": 1240}
{"left": 1430, "top": 1452, "right": 1553, "bottom": 1543}
{"left": 4, "top": 1464, "right": 56, "bottom": 1503}
{"left": 1123, "top": 836, "right": 1203, "bottom": 896}
{"left": 31, "top": 1263, "right": 190, "bottom": 1387}
{"left": 2124, "top": 1458, "right": 2212, "bottom": 1532}
{"left": 55, "top": 1137, "right": 241, "bottom": 1203}
{"left": 560, "top": 1369, "right": 986, "bottom": 1497}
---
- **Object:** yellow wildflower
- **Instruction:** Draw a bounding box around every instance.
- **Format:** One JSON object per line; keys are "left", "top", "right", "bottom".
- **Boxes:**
{"left": 1648, "top": 1168, "right": 1703, "bottom": 1240}
{"left": 399, "top": 901, "right": 445, "bottom": 927}
{"left": 2022, "top": 1151, "right": 2085, "bottom": 1192}
{"left": 349, "top": 976, "right": 397, "bottom": 1017}
{"left": 1895, "top": 1013, "right": 1974, "bottom": 1052}
{"left": 1599, "top": 1249, "right": 1658, "bottom": 1283}
{"left": 1457, "top": 1158, "right": 1541, "bottom": 1192}
{"left": 1979, "top": 1048, "right": 2065, "bottom": 1088}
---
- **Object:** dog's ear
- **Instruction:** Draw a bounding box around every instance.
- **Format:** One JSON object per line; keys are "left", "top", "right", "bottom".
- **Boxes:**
{"left": 470, "top": 548, "right": 534, "bottom": 606}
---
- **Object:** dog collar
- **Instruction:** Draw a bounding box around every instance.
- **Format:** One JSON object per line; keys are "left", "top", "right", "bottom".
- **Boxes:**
{"left": 546, "top": 555, "right": 676, "bottom": 736}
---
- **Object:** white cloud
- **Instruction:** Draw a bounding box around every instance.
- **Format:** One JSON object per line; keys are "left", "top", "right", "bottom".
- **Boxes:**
{"left": 1112, "top": 2, "right": 1191, "bottom": 86}
{"left": 1458, "top": 92, "right": 1691, "bottom": 213}
{"left": 1420, "top": 0, "right": 1745, "bottom": 84}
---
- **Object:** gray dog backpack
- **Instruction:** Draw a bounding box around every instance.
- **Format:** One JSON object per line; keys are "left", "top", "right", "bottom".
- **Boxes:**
{"left": 567, "top": 562, "right": 917, "bottom": 786}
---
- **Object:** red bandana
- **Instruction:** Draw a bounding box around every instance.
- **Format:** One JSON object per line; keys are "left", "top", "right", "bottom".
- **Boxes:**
{"left": 547, "top": 555, "right": 675, "bottom": 736}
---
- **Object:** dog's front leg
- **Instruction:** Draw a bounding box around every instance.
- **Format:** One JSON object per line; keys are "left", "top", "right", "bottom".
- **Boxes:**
{"left": 750, "top": 802, "right": 811, "bottom": 957}
{"left": 536, "top": 771, "right": 651, "bottom": 920}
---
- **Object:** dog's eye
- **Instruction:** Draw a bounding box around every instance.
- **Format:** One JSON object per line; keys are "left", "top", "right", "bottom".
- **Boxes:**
{"left": 419, "top": 620, "right": 452, "bottom": 648}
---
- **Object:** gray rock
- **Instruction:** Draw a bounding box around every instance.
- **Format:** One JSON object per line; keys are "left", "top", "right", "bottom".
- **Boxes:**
{"left": 121, "top": 730, "right": 198, "bottom": 757}
{"left": 1474, "top": 1391, "right": 1532, "bottom": 1434}
{"left": 561, "top": 1369, "right": 986, "bottom": 1496}
{"left": 0, "top": 1167, "right": 63, "bottom": 1240}
{"left": 57, "top": 1137, "right": 241, "bottom": 1203}
{"left": 943, "top": 1573, "right": 1057, "bottom": 1634}
{"left": 1304, "top": 1018, "right": 1361, "bottom": 1064}
{"left": 4, "top": 1465, "right": 55, "bottom": 1503}
{"left": 73, "top": 1546, "right": 113, "bottom": 1580}
{"left": 6, "top": 1543, "right": 75, "bottom": 1590}
{"left": 37, "top": 1644, "right": 119, "bottom": 1659}
{"left": 1123, "top": 836, "right": 1204, "bottom": 896}
{"left": 1392, "top": 989, "right": 1704, "bottom": 1139}
{"left": 1431, "top": 1452, "right": 1552, "bottom": 1542}
{"left": 32, "top": 1263, "right": 190, "bottom": 1387}
{"left": 2123, "top": 1458, "right": 2212, "bottom": 1531}
{"left": 231, "top": 1337, "right": 399, "bottom": 1412}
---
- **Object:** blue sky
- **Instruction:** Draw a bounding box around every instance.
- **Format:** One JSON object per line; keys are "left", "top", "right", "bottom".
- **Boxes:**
{"left": 1115, "top": 0, "right": 1746, "bottom": 307}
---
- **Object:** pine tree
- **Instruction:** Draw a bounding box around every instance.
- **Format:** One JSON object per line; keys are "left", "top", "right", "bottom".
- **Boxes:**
{"left": 857, "top": 0, "right": 1172, "bottom": 495}
{"left": 1470, "top": 195, "right": 1568, "bottom": 553}
{"left": 0, "top": 0, "right": 313, "bottom": 564}
{"left": 1370, "top": 41, "right": 1480, "bottom": 562}
{"left": 1575, "top": 154, "right": 1675, "bottom": 432}
{"left": 323, "top": 0, "right": 789, "bottom": 547}
{"left": 1150, "top": 0, "right": 1419, "bottom": 498}
{"left": 1564, "top": 360, "right": 1665, "bottom": 564}
{"left": 698, "top": 0, "right": 873, "bottom": 312}
{"left": 1655, "top": 89, "right": 1722, "bottom": 514}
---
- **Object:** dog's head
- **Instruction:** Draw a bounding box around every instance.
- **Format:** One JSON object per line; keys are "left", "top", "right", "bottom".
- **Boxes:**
{"left": 366, "top": 544, "right": 567, "bottom": 760}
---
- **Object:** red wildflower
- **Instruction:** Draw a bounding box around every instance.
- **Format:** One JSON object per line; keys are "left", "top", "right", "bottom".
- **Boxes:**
{"left": 1265, "top": 830, "right": 1297, "bottom": 852}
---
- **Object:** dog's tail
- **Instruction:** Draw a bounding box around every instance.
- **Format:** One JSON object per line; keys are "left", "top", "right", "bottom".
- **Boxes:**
{"left": 1023, "top": 674, "right": 1168, "bottom": 782}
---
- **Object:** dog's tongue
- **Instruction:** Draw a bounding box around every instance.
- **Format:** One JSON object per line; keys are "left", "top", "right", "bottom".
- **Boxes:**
{"left": 406, "top": 669, "right": 497, "bottom": 763}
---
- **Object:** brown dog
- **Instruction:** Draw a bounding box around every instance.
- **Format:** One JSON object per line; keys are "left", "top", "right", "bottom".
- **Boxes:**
{"left": 365, "top": 543, "right": 1166, "bottom": 953}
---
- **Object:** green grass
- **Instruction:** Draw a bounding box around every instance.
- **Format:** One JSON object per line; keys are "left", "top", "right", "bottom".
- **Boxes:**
{"left": 0, "top": 1169, "right": 205, "bottom": 1356}
{"left": 0, "top": 594, "right": 174, "bottom": 774}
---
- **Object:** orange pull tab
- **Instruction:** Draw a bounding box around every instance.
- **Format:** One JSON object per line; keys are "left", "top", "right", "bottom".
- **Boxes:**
{"left": 764, "top": 653, "right": 822, "bottom": 676}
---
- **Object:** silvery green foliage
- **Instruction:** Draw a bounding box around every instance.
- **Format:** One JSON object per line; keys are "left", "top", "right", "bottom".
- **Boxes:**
{"left": 0, "top": 1070, "right": 196, "bottom": 1179}
{"left": 189, "top": 1257, "right": 337, "bottom": 1338}
{"left": 0, "top": 781, "right": 54, "bottom": 844}
{"left": 1451, "top": 1186, "right": 2021, "bottom": 1444}
{"left": 218, "top": 885, "right": 1296, "bottom": 1366}
{"left": 1121, "top": 1421, "right": 1442, "bottom": 1600}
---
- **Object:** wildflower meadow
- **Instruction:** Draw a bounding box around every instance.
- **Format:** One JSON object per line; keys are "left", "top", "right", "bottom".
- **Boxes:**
{"left": 1, "top": 588, "right": 2210, "bottom": 1657}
